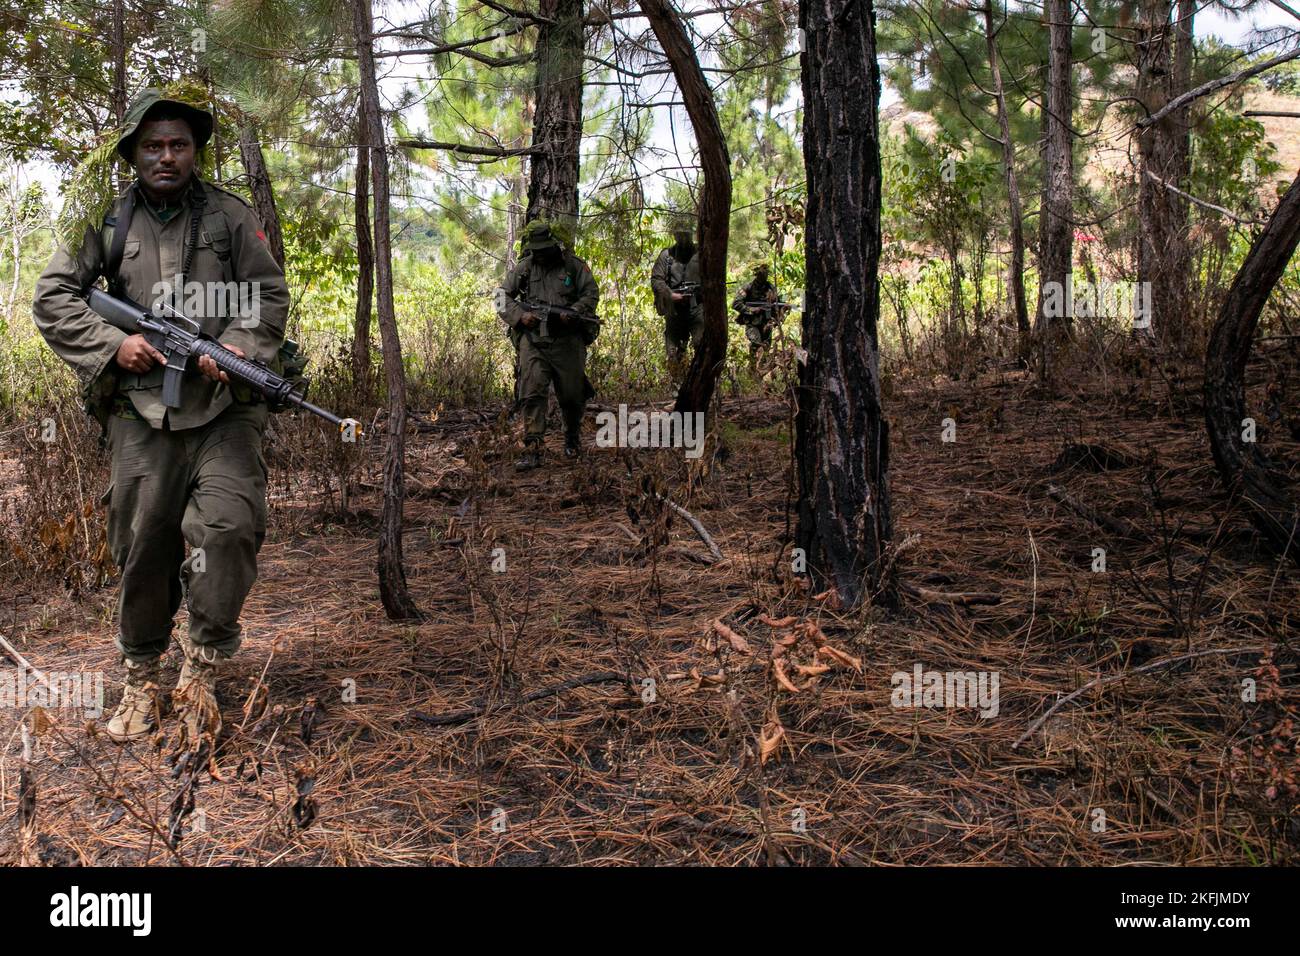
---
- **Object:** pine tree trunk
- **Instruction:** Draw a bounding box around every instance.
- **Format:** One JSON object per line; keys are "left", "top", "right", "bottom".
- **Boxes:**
{"left": 1205, "top": 171, "right": 1300, "bottom": 564}
{"left": 525, "top": 0, "right": 584, "bottom": 228}
{"left": 795, "top": 0, "right": 893, "bottom": 609}
{"left": 1136, "top": 0, "right": 1188, "bottom": 351}
{"left": 352, "top": 131, "right": 374, "bottom": 391}
{"left": 1036, "top": 0, "right": 1073, "bottom": 383}
{"left": 236, "top": 123, "right": 286, "bottom": 270}
{"left": 984, "top": 0, "right": 1029, "bottom": 364}
{"left": 111, "top": 0, "right": 126, "bottom": 123}
{"left": 640, "top": 0, "right": 731, "bottom": 416}
{"left": 355, "top": 0, "right": 420, "bottom": 619}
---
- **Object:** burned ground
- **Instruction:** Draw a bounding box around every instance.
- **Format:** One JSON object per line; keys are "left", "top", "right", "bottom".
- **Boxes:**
{"left": 1, "top": 359, "right": 1297, "bottom": 866}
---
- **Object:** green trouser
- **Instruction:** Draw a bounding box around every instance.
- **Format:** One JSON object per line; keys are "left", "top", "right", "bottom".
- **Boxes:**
{"left": 516, "top": 332, "right": 587, "bottom": 442}
{"left": 103, "top": 400, "right": 269, "bottom": 664}
{"left": 664, "top": 305, "right": 705, "bottom": 366}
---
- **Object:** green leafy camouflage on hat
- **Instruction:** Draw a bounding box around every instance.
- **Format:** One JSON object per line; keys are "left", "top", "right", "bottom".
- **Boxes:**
{"left": 749, "top": 260, "right": 771, "bottom": 276}
{"left": 57, "top": 79, "right": 216, "bottom": 254}
{"left": 664, "top": 210, "right": 696, "bottom": 237}
{"left": 116, "top": 85, "right": 215, "bottom": 162}
{"left": 548, "top": 220, "right": 574, "bottom": 249}
{"left": 522, "top": 219, "right": 561, "bottom": 251}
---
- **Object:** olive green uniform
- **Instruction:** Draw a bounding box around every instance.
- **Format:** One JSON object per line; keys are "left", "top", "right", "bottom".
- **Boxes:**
{"left": 496, "top": 250, "right": 599, "bottom": 443}
{"left": 32, "top": 178, "right": 288, "bottom": 664}
{"left": 733, "top": 275, "right": 783, "bottom": 351}
{"left": 651, "top": 246, "right": 703, "bottom": 365}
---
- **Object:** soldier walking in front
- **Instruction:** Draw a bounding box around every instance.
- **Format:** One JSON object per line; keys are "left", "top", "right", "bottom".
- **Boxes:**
{"left": 32, "top": 90, "right": 288, "bottom": 750}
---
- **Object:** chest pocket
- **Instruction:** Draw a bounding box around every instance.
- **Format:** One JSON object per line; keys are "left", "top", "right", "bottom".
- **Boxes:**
{"left": 668, "top": 258, "right": 687, "bottom": 288}
{"left": 525, "top": 260, "right": 580, "bottom": 306}
{"left": 197, "top": 217, "right": 235, "bottom": 284}
{"left": 111, "top": 238, "right": 143, "bottom": 301}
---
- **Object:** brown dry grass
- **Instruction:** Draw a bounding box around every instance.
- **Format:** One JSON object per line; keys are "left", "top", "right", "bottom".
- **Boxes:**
{"left": 0, "top": 351, "right": 1297, "bottom": 866}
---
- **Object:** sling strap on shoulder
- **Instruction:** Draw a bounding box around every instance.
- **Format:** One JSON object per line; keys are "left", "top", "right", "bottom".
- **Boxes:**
{"left": 103, "top": 177, "right": 207, "bottom": 295}
{"left": 105, "top": 187, "right": 135, "bottom": 296}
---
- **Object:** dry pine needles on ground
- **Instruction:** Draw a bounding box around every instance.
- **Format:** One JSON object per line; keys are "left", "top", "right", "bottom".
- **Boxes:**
{"left": 0, "top": 362, "right": 1296, "bottom": 865}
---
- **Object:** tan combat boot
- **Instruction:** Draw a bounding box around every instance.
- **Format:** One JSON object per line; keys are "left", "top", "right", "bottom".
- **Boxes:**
{"left": 174, "top": 633, "right": 224, "bottom": 749}
{"left": 106, "top": 657, "right": 163, "bottom": 743}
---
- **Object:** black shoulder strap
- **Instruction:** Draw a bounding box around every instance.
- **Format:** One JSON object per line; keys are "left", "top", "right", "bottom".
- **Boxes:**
{"left": 519, "top": 254, "right": 532, "bottom": 299}
{"left": 180, "top": 178, "right": 207, "bottom": 287}
{"left": 105, "top": 187, "right": 135, "bottom": 295}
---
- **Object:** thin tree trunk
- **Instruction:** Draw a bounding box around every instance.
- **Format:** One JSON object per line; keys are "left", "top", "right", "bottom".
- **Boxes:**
{"left": 640, "top": 0, "right": 732, "bottom": 416}
{"left": 506, "top": 169, "right": 525, "bottom": 272}
{"left": 111, "top": 0, "right": 126, "bottom": 123}
{"left": 1036, "top": 0, "right": 1073, "bottom": 384}
{"left": 525, "top": 0, "right": 585, "bottom": 228}
{"left": 795, "top": 0, "right": 893, "bottom": 609}
{"left": 984, "top": 0, "right": 1029, "bottom": 364}
{"left": 1205, "top": 171, "right": 1300, "bottom": 564}
{"left": 236, "top": 123, "right": 286, "bottom": 270}
{"left": 1136, "top": 0, "right": 1188, "bottom": 351}
{"left": 355, "top": 0, "right": 420, "bottom": 619}
{"left": 352, "top": 130, "right": 374, "bottom": 391}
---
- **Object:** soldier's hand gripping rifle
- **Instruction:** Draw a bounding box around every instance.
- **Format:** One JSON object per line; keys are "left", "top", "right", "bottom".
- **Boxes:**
{"left": 673, "top": 282, "right": 701, "bottom": 304}
{"left": 518, "top": 298, "right": 601, "bottom": 342}
{"left": 86, "top": 288, "right": 362, "bottom": 437}
{"left": 736, "top": 299, "right": 796, "bottom": 327}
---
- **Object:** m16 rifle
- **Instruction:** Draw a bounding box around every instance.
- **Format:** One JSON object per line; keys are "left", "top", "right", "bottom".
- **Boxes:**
{"left": 673, "top": 282, "right": 701, "bottom": 304}
{"left": 86, "top": 288, "right": 360, "bottom": 436}
{"left": 736, "top": 299, "right": 796, "bottom": 326}
{"left": 519, "top": 298, "right": 601, "bottom": 343}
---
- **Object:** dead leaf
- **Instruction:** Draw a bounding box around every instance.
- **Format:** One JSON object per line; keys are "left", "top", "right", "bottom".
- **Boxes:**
{"left": 759, "top": 718, "right": 786, "bottom": 765}
{"left": 29, "top": 706, "right": 51, "bottom": 736}
{"left": 712, "top": 619, "right": 751, "bottom": 654}
{"left": 803, "top": 622, "right": 831, "bottom": 647}
{"left": 816, "top": 644, "right": 863, "bottom": 673}
{"left": 772, "top": 658, "right": 802, "bottom": 693}
{"left": 794, "top": 663, "right": 832, "bottom": 677}
{"left": 759, "top": 614, "right": 798, "bottom": 628}
{"left": 812, "top": 587, "right": 843, "bottom": 610}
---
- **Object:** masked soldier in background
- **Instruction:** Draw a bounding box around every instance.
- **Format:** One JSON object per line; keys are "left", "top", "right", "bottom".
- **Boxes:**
{"left": 651, "top": 221, "right": 703, "bottom": 377}
{"left": 31, "top": 90, "right": 288, "bottom": 749}
{"left": 732, "top": 262, "right": 789, "bottom": 364}
{"left": 495, "top": 219, "right": 600, "bottom": 471}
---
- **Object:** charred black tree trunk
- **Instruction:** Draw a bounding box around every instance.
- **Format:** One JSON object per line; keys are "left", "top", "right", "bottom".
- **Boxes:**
{"left": 236, "top": 123, "right": 286, "bottom": 271}
{"left": 1136, "top": 0, "right": 1190, "bottom": 351}
{"left": 355, "top": 0, "right": 420, "bottom": 619}
{"left": 795, "top": 0, "right": 893, "bottom": 609}
{"left": 1205, "top": 171, "right": 1300, "bottom": 564}
{"left": 984, "top": 0, "right": 1029, "bottom": 364}
{"left": 352, "top": 128, "right": 374, "bottom": 392}
{"left": 1036, "top": 0, "right": 1073, "bottom": 384}
{"left": 640, "top": 0, "right": 732, "bottom": 415}
{"left": 525, "top": 0, "right": 584, "bottom": 228}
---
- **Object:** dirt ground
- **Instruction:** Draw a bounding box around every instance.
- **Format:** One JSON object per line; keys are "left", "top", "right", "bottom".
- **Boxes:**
{"left": 1, "top": 361, "right": 1297, "bottom": 866}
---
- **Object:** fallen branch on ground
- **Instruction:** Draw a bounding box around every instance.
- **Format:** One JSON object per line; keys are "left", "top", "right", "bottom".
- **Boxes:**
{"left": 899, "top": 582, "right": 1003, "bottom": 606}
{"left": 1012, "top": 646, "right": 1267, "bottom": 749}
{"left": 654, "top": 494, "right": 724, "bottom": 561}
{"left": 410, "top": 671, "right": 629, "bottom": 727}
{"left": 1046, "top": 483, "right": 1145, "bottom": 539}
